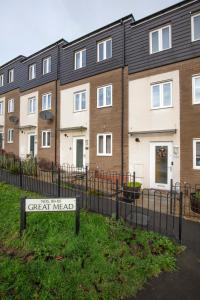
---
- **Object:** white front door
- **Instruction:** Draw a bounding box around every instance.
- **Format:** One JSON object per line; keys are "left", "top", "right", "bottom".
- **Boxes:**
{"left": 150, "top": 142, "right": 173, "bottom": 190}
{"left": 73, "top": 137, "right": 85, "bottom": 168}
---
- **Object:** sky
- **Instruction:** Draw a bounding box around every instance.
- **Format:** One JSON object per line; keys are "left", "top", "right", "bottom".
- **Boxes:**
{"left": 0, "top": 0, "right": 183, "bottom": 65}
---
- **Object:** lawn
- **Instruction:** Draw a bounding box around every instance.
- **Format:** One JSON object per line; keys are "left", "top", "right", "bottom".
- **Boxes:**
{"left": 0, "top": 182, "right": 182, "bottom": 300}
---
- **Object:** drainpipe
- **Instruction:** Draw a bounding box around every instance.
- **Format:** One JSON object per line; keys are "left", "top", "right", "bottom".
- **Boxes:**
{"left": 55, "top": 43, "right": 60, "bottom": 165}
{"left": 121, "top": 20, "right": 125, "bottom": 178}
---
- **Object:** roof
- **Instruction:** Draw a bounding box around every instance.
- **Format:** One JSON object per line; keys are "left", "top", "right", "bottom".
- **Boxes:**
{"left": 63, "top": 14, "right": 134, "bottom": 49}
{"left": 0, "top": 55, "right": 26, "bottom": 70}
{"left": 132, "top": 0, "right": 198, "bottom": 26}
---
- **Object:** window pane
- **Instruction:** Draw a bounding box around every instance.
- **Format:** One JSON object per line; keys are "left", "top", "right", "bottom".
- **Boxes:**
{"left": 81, "top": 92, "right": 86, "bottom": 110}
{"left": 163, "top": 83, "right": 172, "bottom": 106}
{"left": 106, "top": 86, "right": 112, "bottom": 105}
{"left": 106, "top": 135, "right": 111, "bottom": 154}
{"left": 75, "top": 94, "right": 80, "bottom": 111}
{"left": 48, "top": 94, "right": 51, "bottom": 109}
{"left": 194, "top": 77, "right": 200, "bottom": 103}
{"left": 98, "top": 88, "right": 104, "bottom": 107}
{"left": 193, "top": 15, "right": 200, "bottom": 41}
{"left": 33, "top": 98, "right": 36, "bottom": 112}
{"left": 75, "top": 52, "right": 81, "bottom": 69}
{"left": 42, "top": 132, "right": 46, "bottom": 146}
{"left": 82, "top": 50, "right": 86, "bottom": 67}
{"left": 43, "top": 60, "right": 47, "bottom": 74}
{"left": 162, "top": 27, "right": 170, "bottom": 50}
{"left": 196, "top": 142, "right": 200, "bottom": 166}
{"left": 98, "top": 43, "right": 104, "bottom": 61}
{"left": 152, "top": 85, "right": 160, "bottom": 108}
{"left": 106, "top": 40, "right": 112, "bottom": 59}
{"left": 98, "top": 136, "right": 103, "bottom": 153}
{"left": 151, "top": 31, "right": 159, "bottom": 53}
{"left": 47, "top": 132, "right": 51, "bottom": 146}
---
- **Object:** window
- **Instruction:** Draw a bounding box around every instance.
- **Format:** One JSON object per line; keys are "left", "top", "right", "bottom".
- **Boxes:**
{"left": 42, "top": 130, "right": 51, "bottom": 148}
{"left": 192, "top": 13, "right": 200, "bottom": 42}
{"left": 29, "top": 64, "right": 36, "bottom": 80}
{"left": 74, "top": 49, "right": 86, "bottom": 70}
{"left": 43, "top": 57, "right": 51, "bottom": 75}
{"left": 0, "top": 74, "right": 4, "bottom": 87}
{"left": 193, "top": 139, "right": 200, "bottom": 169}
{"left": 150, "top": 25, "right": 171, "bottom": 54}
{"left": 0, "top": 101, "right": 3, "bottom": 115}
{"left": 74, "top": 91, "right": 86, "bottom": 112}
{"left": 151, "top": 81, "right": 172, "bottom": 109}
{"left": 42, "top": 93, "right": 51, "bottom": 111}
{"left": 28, "top": 97, "right": 36, "bottom": 114}
{"left": 7, "top": 129, "right": 14, "bottom": 143}
{"left": 8, "top": 99, "right": 14, "bottom": 113}
{"left": 192, "top": 75, "right": 200, "bottom": 104}
{"left": 97, "top": 133, "right": 112, "bottom": 156}
{"left": 97, "top": 85, "right": 112, "bottom": 108}
{"left": 97, "top": 38, "right": 112, "bottom": 62}
{"left": 8, "top": 69, "right": 14, "bottom": 83}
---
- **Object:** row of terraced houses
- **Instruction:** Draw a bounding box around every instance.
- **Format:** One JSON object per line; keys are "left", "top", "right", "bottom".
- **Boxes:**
{"left": 1, "top": 0, "right": 200, "bottom": 189}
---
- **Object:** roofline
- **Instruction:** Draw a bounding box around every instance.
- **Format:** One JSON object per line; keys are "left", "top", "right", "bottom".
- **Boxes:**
{"left": 22, "top": 38, "right": 68, "bottom": 63}
{"left": 132, "top": 0, "right": 198, "bottom": 26}
{"left": 0, "top": 55, "right": 26, "bottom": 70}
{"left": 63, "top": 14, "right": 134, "bottom": 49}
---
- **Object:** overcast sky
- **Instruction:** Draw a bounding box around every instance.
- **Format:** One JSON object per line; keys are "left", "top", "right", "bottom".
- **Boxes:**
{"left": 0, "top": 0, "right": 183, "bottom": 65}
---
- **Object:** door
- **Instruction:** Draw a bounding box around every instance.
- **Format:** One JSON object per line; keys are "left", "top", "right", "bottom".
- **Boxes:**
{"left": 28, "top": 134, "right": 35, "bottom": 157}
{"left": 73, "top": 137, "right": 85, "bottom": 168}
{"left": 150, "top": 142, "right": 173, "bottom": 190}
{"left": 0, "top": 132, "right": 3, "bottom": 149}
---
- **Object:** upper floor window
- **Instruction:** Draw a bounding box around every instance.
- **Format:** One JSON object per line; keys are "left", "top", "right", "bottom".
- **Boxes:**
{"left": 43, "top": 56, "right": 51, "bottom": 75}
{"left": 0, "top": 101, "right": 3, "bottom": 115}
{"left": 42, "top": 130, "right": 51, "bottom": 148}
{"left": 192, "top": 13, "right": 200, "bottom": 42}
{"left": 151, "top": 81, "right": 172, "bottom": 109}
{"left": 8, "top": 69, "right": 14, "bottom": 83}
{"left": 7, "top": 128, "right": 14, "bottom": 143}
{"left": 0, "top": 74, "right": 4, "bottom": 87}
{"left": 97, "top": 133, "right": 112, "bottom": 156}
{"left": 193, "top": 139, "right": 200, "bottom": 169}
{"left": 150, "top": 25, "right": 171, "bottom": 54}
{"left": 74, "top": 91, "right": 86, "bottom": 112}
{"left": 42, "top": 93, "right": 51, "bottom": 111}
{"left": 97, "top": 38, "right": 112, "bottom": 62}
{"left": 192, "top": 75, "right": 200, "bottom": 104}
{"left": 8, "top": 99, "right": 14, "bottom": 113}
{"left": 29, "top": 64, "right": 36, "bottom": 80}
{"left": 28, "top": 97, "right": 36, "bottom": 114}
{"left": 74, "top": 49, "right": 86, "bottom": 70}
{"left": 97, "top": 84, "right": 112, "bottom": 108}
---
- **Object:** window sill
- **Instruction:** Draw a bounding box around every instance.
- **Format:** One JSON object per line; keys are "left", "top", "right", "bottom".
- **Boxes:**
{"left": 73, "top": 109, "right": 87, "bottom": 113}
{"left": 41, "top": 146, "right": 51, "bottom": 149}
{"left": 150, "top": 47, "right": 172, "bottom": 55}
{"left": 151, "top": 105, "right": 173, "bottom": 110}
{"left": 97, "top": 154, "right": 112, "bottom": 157}
{"left": 97, "top": 105, "right": 112, "bottom": 109}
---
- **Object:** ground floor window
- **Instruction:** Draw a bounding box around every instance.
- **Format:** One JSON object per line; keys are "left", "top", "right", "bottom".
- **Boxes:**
{"left": 7, "top": 129, "right": 14, "bottom": 143}
{"left": 97, "top": 133, "right": 112, "bottom": 156}
{"left": 41, "top": 130, "right": 51, "bottom": 148}
{"left": 193, "top": 139, "right": 200, "bottom": 169}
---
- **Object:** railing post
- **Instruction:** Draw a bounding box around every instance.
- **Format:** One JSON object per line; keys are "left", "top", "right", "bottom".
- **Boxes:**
{"left": 170, "top": 178, "right": 173, "bottom": 214}
{"left": 51, "top": 161, "right": 54, "bottom": 183}
{"left": 179, "top": 192, "right": 183, "bottom": 244}
{"left": 19, "top": 159, "right": 23, "bottom": 188}
{"left": 86, "top": 166, "right": 88, "bottom": 192}
{"left": 116, "top": 179, "right": 119, "bottom": 221}
{"left": 133, "top": 172, "right": 136, "bottom": 203}
{"left": 58, "top": 167, "right": 61, "bottom": 197}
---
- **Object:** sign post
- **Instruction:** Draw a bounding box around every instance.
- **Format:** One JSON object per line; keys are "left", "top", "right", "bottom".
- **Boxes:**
{"left": 20, "top": 197, "right": 80, "bottom": 236}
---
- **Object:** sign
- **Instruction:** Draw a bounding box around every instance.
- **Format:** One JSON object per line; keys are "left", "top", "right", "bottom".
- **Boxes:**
{"left": 25, "top": 198, "right": 76, "bottom": 212}
{"left": 20, "top": 197, "right": 80, "bottom": 236}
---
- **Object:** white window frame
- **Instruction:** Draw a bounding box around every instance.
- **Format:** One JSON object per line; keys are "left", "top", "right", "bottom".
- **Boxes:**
{"left": 0, "top": 101, "right": 3, "bottom": 115}
{"left": 192, "top": 75, "right": 200, "bottom": 104}
{"left": 151, "top": 81, "right": 173, "bottom": 110}
{"left": 97, "top": 133, "right": 112, "bottom": 156}
{"left": 97, "top": 38, "right": 112, "bottom": 62}
{"left": 43, "top": 56, "right": 51, "bottom": 75}
{"left": 42, "top": 93, "right": 52, "bottom": 111}
{"left": 7, "top": 128, "right": 14, "bottom": 143}
{"left": 150, "top": 25, "right": 172, "bottom": 54}
{"left": 73, "top": 90, "right": 87, "bottom": 112}
{"left": 193, "top": 139, "right": 200, "bottom": 169}
{"left": 74, "top": 49, "right": 86, "bottom": 70}
{"left": 41, "top": 130, "right": 51, "bottom": 148}
{"left": 97, "top": 84, "right": 113, "bottom": 108}
{"left": 29, "top": 64, "right": 36, "bottom": 80}
{"left": 0, "top": 74, "right": 4, "bottom": 87}
{"left": 28, "top": 97, "right": 36, "bottom": 114}
{"left": 8, "top": 99, "right": 14, "bottom": 113}
{"left": 8, "top": 69, "right": 14, "bottom": 83}
{"left": 191, "top": 12, "right": 200, "bottom": 42}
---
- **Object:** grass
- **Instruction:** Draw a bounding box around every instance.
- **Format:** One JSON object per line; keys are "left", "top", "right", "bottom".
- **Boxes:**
{"left": 0, "top": 182, "right": 182, "bottom": 300}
